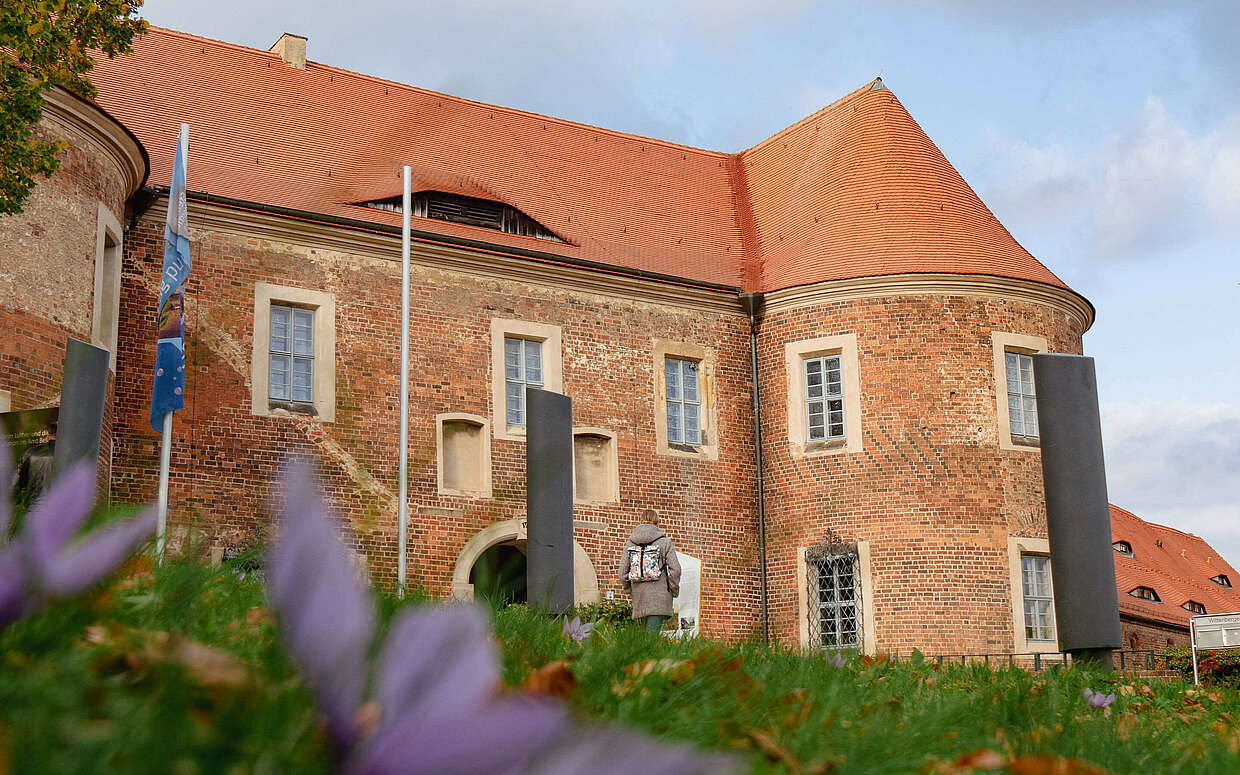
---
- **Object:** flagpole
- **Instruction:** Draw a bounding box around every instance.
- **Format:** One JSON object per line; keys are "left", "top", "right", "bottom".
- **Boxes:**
{"left": 397, "top": 165, "right": 411, "bottom": 597}
{"left": 156, "top": 122, "right": 189, "bottom": 564}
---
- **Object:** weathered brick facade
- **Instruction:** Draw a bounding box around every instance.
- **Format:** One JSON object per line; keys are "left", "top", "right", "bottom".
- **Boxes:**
{"left": 110, "top": 211, "right": 763, "bottom": 638}
{"left": 0, "top": 89, "right": 142, "bottom": 494}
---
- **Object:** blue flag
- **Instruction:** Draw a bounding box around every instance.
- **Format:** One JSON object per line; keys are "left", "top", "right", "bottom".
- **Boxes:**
{"left": 150, "top": 126, "right": 190, "bottom": 431}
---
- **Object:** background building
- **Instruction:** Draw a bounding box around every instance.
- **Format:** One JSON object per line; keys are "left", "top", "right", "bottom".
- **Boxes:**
{"left": 1, "top": 26, "right": 1234, "bottom": 652}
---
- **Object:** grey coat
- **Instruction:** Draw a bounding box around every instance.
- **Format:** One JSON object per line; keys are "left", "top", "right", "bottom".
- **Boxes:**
{"left": 618, "top": 524, "right": 682, "bottom": 619}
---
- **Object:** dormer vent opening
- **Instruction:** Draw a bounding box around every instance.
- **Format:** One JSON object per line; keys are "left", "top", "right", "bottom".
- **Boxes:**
{"left": 354, "top": 191, "right": 563, "bottom": 243}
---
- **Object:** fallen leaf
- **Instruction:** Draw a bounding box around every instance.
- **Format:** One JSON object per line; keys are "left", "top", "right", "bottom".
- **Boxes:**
{"left": 522, "top": 660, "right": 577, "bottom": 701}
{"left": 928, "top": 748, "right": 1004, "bottom": 773}
{"left": 1006, "top": 755, "right": 1115, "bottom": 775}
{"left": 245, "top": 606, "right": 273, "bottom": 627}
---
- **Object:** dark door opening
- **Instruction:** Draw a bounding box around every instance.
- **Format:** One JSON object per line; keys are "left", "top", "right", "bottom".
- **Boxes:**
{"left": 469, "top": 542, "right": 527, "bottom": 605}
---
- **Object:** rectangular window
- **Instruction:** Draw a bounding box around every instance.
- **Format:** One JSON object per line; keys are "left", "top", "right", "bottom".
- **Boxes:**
{"left": 664, "top": 357, "right": 701, "bottom": 446}
{"left": 804, "top": 355, "right": 845, "bottom": 442}
{"left": 1021, "top": 554, "right": 1055, "bottom": 642}
{"left": 808, "top": 550, "right": 861, "bottom": 649}
{"left": 269, "top": 305, "right": 315, "bottom": 403}
{"left": 504, "top": 336, "right": 543, "bottom": 428}
{"left": 1006, "top": 352, "right": 1038, "bottom": 439}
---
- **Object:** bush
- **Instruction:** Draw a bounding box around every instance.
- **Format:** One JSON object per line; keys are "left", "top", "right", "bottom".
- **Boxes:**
{"left": 574, "top": 597, "right": 632, "bottom": 624}
{"left": 1164, "top": 645, "right": 1240, "bottom": 688}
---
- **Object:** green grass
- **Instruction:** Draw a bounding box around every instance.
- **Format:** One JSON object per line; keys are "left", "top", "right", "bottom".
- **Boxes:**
{"left": 2, "top": 555, "right": 1238, "bottom": 774}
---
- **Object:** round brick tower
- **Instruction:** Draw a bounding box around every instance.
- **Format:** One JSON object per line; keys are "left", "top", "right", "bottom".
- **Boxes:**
{"left": 0, "top": 87, "right": 147, "bottom": 492}
{"left": 743, "top": 81, "right": 1094, "bottom": 655}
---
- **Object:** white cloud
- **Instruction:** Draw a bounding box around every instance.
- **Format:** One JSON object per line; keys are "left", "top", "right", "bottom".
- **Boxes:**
{"left": 982, "top": 97, "right": 1240, "bottom": 262}
{"left": 1101, "top": 400, "right": 1240, "bottom": 564}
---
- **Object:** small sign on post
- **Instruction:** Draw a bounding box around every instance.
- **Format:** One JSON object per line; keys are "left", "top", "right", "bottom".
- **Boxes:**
{"left": 1190, "top": 612, "right": 1240, "bottom": 685}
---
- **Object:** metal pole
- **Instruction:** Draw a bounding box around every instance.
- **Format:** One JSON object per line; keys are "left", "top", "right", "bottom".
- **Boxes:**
{"left": 155, "top": 123, "right": 188, "bottom": 565}
{"left": 397, "top": 165, "right": 411, "bottom": 598}
{"left": 1191, "top": 619, "right": 1200, "bottom": 685}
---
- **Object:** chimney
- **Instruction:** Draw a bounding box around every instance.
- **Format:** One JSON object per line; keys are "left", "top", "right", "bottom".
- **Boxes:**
{"left": 270, "top": 33, "right": 307, "bottom": 69}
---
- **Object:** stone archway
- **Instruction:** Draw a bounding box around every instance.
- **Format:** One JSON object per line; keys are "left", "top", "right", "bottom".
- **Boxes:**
{"left": 450, "top": 518, "right": 600, "bottom": 604}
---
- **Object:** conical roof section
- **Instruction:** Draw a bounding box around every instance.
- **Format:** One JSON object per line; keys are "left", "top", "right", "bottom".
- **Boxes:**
{"left": 738, "top": 79, "right": 1069, "bottom": 292}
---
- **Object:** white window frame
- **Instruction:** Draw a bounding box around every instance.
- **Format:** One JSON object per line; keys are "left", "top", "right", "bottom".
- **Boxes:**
{"left": 251, "top": 283, "right": 335, "bottom": 422}
{"left": 991, "top": 332, "right": 1047, "bottom": 452}
{"left": 268, "top": 304, "right": 315, "bottom": 405}
{"left": 91, "top": 202, "right": 124, "bottom": 372}
{"left": 785, "top": 334, "right": 862, "bottom": 456}
{"left": 803, "top": 354, "right": 845, "bottom": 443}
{"left": 503, "top": 335, "right": 544, "bottom": 429}
{"left": 652, "top": 339, "right": 718, "bottom": 460}
{"left": 490, "top": 319, "right": 562, "bottom": 442}
{"left": 1007, "top": 536, "right": 1058, "bottom": 653}
{"left": 664, "top": 356, "right": 702, "bottom": 446}
{"left": 1021, "top": 554, "right": 1055, "bottom": 643}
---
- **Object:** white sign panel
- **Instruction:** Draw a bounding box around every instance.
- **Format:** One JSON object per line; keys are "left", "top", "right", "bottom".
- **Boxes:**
{"left": 1192, "top": 613, "right": 1240, "bottom": 650}
{"left": 668, "top": 551, "right": 701, "bottom": 639}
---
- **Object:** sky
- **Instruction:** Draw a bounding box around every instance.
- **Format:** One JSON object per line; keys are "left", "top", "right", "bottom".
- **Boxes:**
{"left": 141, "top": 1, "right": 1239, "bottom": 562}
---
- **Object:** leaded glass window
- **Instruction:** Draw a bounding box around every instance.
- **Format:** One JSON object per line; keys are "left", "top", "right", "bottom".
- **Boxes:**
{"left": 1021, "top": 554, "right": 1055, "bottom": 642}
{"left": 1006, "top": 352, "right": 1038, "bottom": 439}
{"left": 504, "top": 336, "right": 543, "bottom": 428}
{"left": 804, "top": 355, "right": 844, "bottom": 442}
{"left": 269, "top": 305, "right": 314, "bottom": 403}
{"left": 807, "top": 545, "right": 861, "bottom": 650}
{"left": 665, "top": 357, "right": 701, "bottom": 446}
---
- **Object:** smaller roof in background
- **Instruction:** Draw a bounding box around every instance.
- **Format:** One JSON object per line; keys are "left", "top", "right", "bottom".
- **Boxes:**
{"left": 1111, "top": 504, "right": 1240, "bottom": 628}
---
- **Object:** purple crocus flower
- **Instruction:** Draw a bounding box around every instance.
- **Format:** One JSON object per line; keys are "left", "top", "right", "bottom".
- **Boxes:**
{"left": 0, "top": 436, "right": 156, "bottom": 628}
{"left": 268, "top": 459, "right": 734, "bottom": 774}
{"left": 562, "top": 615, "right": 594, "bottom": 643}
{"left": 828, "top": 651, "right": 846, "bottom": 669}
{"left": 1083, "top": 688, "right": 1115, "bottom": 709}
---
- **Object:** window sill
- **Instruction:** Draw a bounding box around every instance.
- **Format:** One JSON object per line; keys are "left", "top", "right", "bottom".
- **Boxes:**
{"left": 268, "top": 400, "right": 320, "bottom": 418}
{"left": 795, "top": 438, "right": 849, "bottom": 457}
{"left": 1011, "top": 435, "right": 1040, "bottom": 448}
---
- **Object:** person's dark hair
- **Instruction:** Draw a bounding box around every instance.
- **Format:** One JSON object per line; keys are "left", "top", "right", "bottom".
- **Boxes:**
{"left": 640, "top": 508, "right": 659, "bottom": 526}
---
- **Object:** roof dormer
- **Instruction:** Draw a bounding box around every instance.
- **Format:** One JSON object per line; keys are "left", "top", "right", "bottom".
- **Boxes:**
{"left": 1112, "top": 540, "right": 1133, "bottom": 557}
{"left": 354, "top": 191, "right": 563, "bottom": 243}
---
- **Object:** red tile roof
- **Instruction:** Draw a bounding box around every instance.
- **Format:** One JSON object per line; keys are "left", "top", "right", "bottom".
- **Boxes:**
{"left": 87, "top": 26, "right": 1076, "bottom": 297}
{"left": 1111, "top": 504, "right": 1240, "bottom": 628}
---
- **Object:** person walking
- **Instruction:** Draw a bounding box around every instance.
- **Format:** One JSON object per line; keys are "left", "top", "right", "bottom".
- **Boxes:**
{"left": 619, "top": 509, "right": 682, "bottom": 634}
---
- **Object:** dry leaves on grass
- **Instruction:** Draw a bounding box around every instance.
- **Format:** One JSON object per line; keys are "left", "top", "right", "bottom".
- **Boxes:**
{"left": 734, "top": 728, "right": 836, "bottom": 775}
{"left": 521, "top": 659, "right": 577, "bottom": 701}
{"left": 83, "top": 622, "right": 251, "bottom": 689}
{"left": 928, "top": 749, "right": 1115, "bottom": 775}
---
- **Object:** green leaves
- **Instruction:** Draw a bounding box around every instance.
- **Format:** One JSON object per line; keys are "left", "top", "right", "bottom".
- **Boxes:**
{"left": 0, "top": 0, "right": 147, "bottom": 215}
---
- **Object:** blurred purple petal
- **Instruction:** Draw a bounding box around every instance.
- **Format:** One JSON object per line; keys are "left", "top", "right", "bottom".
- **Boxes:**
{"left": 376, "top": 605, "right": 498, "bottom": 733}
{"left": 268, "top": 460, "right": 375, "bottom": 746}
{"left": 40, "top": 508, "right": 156, "bottom": 595}
{"left": 526, "top": 725, "right": 737, "bottom": 775}
{"left": 352, "top": 696, "right": 569, "bottom": 775}
{"left": 21, "top": 463, "right": 95, "bottom": 568}
{"left": 1083, "top": 688, "right": 1115, "bottom": 709}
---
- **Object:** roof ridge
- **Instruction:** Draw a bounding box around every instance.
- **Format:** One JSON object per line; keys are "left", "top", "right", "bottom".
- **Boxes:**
{"left": 738, "top": 77, "right": 881, "bottom": 157}
{"left": 142, "top": 25, "right": 735, "bottom": 160}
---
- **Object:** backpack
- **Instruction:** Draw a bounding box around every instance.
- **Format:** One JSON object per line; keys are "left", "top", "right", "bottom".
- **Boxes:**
{"left": 626, "top": 543, "right": 663, "bottom": 582}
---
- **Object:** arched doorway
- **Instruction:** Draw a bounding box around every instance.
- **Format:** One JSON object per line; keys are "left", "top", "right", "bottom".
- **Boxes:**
{"left": 451, "top": 518, "right": 600, "bottom": 604}
{"left": 469, "top": 540, "right": 528, "bottom": 604}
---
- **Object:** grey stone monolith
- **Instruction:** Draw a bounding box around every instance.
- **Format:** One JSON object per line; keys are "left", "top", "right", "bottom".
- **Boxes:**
{"left": 525, "top": 387, "right": 574, "bottom": 614}
{"left": 51, "top": 337, "right": 110, "bottom": 483}
{"left": 1032, "top": 353, "right": 1122, "bottom": 671}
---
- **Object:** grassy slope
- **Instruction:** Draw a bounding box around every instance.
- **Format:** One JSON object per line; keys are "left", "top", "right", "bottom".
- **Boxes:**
{"left": 1, "top": 557, "right": 1237, "bottom": 774}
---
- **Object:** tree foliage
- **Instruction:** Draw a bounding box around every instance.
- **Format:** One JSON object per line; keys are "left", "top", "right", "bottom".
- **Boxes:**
{"left": 0, "top": 1, "right": 146, "bottom": 215}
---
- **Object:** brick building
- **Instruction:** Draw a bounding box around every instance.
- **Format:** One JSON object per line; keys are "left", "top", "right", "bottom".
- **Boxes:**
{"left": 2, "top": 26, "right": 1235, "bottom": 653}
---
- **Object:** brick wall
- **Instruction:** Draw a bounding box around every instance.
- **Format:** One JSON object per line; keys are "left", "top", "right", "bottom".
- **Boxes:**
{"left": 756, "top": 293, "right": 1085, "bottom": 654}
{"left": 1121, "top": 615, "right": 1189, "bottom": 650}
{"left": 0, "top": 105, "right": 130, "bottom": 494}
{"left": 111, "top": 215, "right": 762, "bottom": 639}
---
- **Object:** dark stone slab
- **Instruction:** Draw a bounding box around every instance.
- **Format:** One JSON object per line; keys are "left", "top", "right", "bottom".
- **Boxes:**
{"left": 525, "top": 387, "right": 574, "bottom": 614}
{"left": 51, "top": 338, "right": 109, "bottom": 484}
